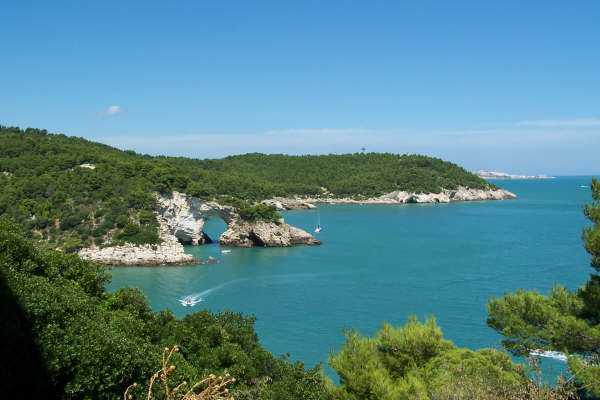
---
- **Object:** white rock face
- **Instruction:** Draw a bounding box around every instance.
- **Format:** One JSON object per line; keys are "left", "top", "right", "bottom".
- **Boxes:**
{"left": 376, "top": 187, "right": 516, "bottom": 203}
{"left": 78, "top": 163, "right": 96, "bottom": 169}
{"left": 78, "top": 240, "right": 197, "bottom": 266}
{"left": 79, "top": 192, "right": 321, "bottom": 265}
{"left": 220, "top": 220, "right": 321, "bottom": 247}
{"left": 78, "top": 221, "right": 197, "bottom": 266}
{"left": 265, "top": 186, "right": 516, "bottom": 207}
{"left": 262, "top": 198, "right": 317, "bottom": 210}
{"left": 155, "top": 192, "right": 237, "bottom": 245}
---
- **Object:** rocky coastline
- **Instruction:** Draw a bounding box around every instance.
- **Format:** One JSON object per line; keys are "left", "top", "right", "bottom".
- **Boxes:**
{"left": 262, "top": 186, "right": 517, "bottom": 210}
{"left": 78, "top": 192, "right": 320, "bottom": 265}
{"left": 78, "top": 187, "right": 513, "bottom": 265}
{"left": 77, "top": 240, "right": 200, "bottom": 266}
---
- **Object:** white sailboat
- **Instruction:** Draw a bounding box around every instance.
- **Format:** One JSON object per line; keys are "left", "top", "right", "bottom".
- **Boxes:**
{"left": 314, "top": 209, "right": 322, "bottom": 233}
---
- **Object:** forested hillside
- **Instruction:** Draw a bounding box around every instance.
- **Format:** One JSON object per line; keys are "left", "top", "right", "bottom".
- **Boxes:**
{"left": 0, "top": 125, "right": 495, "bottom": 248}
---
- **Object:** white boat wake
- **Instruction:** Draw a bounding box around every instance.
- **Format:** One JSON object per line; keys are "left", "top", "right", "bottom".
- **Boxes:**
{"left": 529, "top": 350, "right": 568, "bottom": 362}
{"left": 179, "top": 279, "right": 245, "bottom": 307}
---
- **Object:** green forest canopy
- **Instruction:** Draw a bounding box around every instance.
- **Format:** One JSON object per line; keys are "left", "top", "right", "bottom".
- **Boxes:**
{"left": 0, "top": 125, "right": 497, "bottom": 248}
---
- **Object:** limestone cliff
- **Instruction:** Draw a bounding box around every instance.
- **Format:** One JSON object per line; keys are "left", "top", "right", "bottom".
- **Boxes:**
{"left": 264, "top": 186, "right": 516, "bottom": 209}
{"left": 155, "top": 192, "right": 237, "bottom": 245}
{"left": 78, "top": 192, "right": 321, "bottom": 265}
{"left": 77, "top": 235, "right": 198, "bottom": 266}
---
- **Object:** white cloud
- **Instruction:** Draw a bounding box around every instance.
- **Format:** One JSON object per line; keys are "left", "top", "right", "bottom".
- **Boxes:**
{"left": 516, "top": 118, "right": 600, "bottom": 127}
{"left": 103, "top": 105, "right": 122, "bottom": 116}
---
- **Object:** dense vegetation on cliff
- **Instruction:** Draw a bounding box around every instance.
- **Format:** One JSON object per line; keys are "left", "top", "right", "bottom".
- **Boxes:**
{"left": 0, "top": 125, "right": 495, "bottom": 247}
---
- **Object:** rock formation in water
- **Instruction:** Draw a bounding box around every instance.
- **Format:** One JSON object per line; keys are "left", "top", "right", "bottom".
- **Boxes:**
{"left": 155, "top": 192, "right": 238, "bottom": 245}
{"left": 220, "top": 219, "right": 321, "bottom": 247}
{"left": 155, "top": 192, "right": 320, "bottom": 247}
{"left": 79, "top": 191, "right": 320, "bottom": 265}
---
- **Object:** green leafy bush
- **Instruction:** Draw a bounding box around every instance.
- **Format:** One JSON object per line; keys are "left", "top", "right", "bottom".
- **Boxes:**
{"left": 328, "top": 316, "right": 570, "bottom": 400}
{"left": 115, "top": 214, "right": 129, "bottom": 228}
{"left": 59, "top": 215, "right": 80, "bottom": 230}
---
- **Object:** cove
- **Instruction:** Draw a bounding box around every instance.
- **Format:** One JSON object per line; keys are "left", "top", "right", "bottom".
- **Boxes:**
{"left": 107, "top": 177, "right": 594, "bottom": 376}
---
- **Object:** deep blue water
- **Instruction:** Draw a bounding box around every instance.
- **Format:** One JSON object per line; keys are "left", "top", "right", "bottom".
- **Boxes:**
{"left": 107, "top": 177, "right": 594, "bottom": 376}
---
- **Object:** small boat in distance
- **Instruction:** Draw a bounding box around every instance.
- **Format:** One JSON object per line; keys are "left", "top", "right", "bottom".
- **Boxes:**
{"left": 221, "top": 249, "right": 231, "bottom": 254}
{"left": 180, "top": 296, "right": 198, "bottom": 307}
{"left": 314, "top": 209, "right": 323, "bottom": 233}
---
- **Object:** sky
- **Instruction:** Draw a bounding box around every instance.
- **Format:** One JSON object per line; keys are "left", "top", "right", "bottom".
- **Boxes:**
{"left": 1, "top": 1, "right": 599, "bottom": 175}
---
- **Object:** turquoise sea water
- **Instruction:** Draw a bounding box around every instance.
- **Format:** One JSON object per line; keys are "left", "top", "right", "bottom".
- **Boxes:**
{"left": 108, "top": 177, "right": 594, "bottom": 376}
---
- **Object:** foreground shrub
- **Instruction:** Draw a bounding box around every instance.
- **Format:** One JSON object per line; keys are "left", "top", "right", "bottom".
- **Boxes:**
{"left": 328, "top": 316, "right": 576, "bottom": 400}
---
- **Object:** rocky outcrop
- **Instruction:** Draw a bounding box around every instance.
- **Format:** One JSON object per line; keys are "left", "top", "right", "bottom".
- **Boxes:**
{"left": 78, "top": 192, "right": 321, "bottom": 265}
{"left": 78, "top": 231, "right": 199, "bottom": 266}
{"left": 220, "top": 219, "right": 321, "bottom": 247}
{"left": 155, "top": 192, "right": 237, "bottom": 245}
{"left": 156, "top": 192, "right": 320, "bottom": 248}
{"left": 78, "top": 163, "right": 96, "bottom": 170}
{"left": 83, "top": 184, "right": 512, "bottom": 265}
{"left": 262, "top": 197, "right": 317, "bottom": 211}
{"left": 264, "top": 186, "right": 516, "bottom": 206}
{"left": 374, "top": 187, "right": 516, "bottom": 204}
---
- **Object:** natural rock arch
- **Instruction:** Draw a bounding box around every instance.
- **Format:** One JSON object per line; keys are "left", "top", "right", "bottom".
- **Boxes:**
{"left": 156, "top": 192, "right": 236, "bottom": 245}
{"left": 155, "top": 192, "right": 320, "bottom": 248}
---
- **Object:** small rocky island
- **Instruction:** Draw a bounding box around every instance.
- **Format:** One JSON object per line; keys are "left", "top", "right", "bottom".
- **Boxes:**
{"left": 78, "top": 192, "right": 320, "bottom": 266}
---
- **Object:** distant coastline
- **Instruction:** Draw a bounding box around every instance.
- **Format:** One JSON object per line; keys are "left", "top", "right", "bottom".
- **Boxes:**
{"left": 474, "top": 170, "right": 555, "bottom": 180}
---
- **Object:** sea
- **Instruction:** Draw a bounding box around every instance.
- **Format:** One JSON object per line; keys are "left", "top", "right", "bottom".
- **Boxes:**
{"left": 107, "top": 176, "right": 595, "bottom": 378}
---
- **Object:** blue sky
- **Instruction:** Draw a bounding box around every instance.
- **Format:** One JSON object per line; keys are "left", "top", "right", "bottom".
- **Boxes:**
{"left": 2, "top": 1, "right": 599, "bottom": 174}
